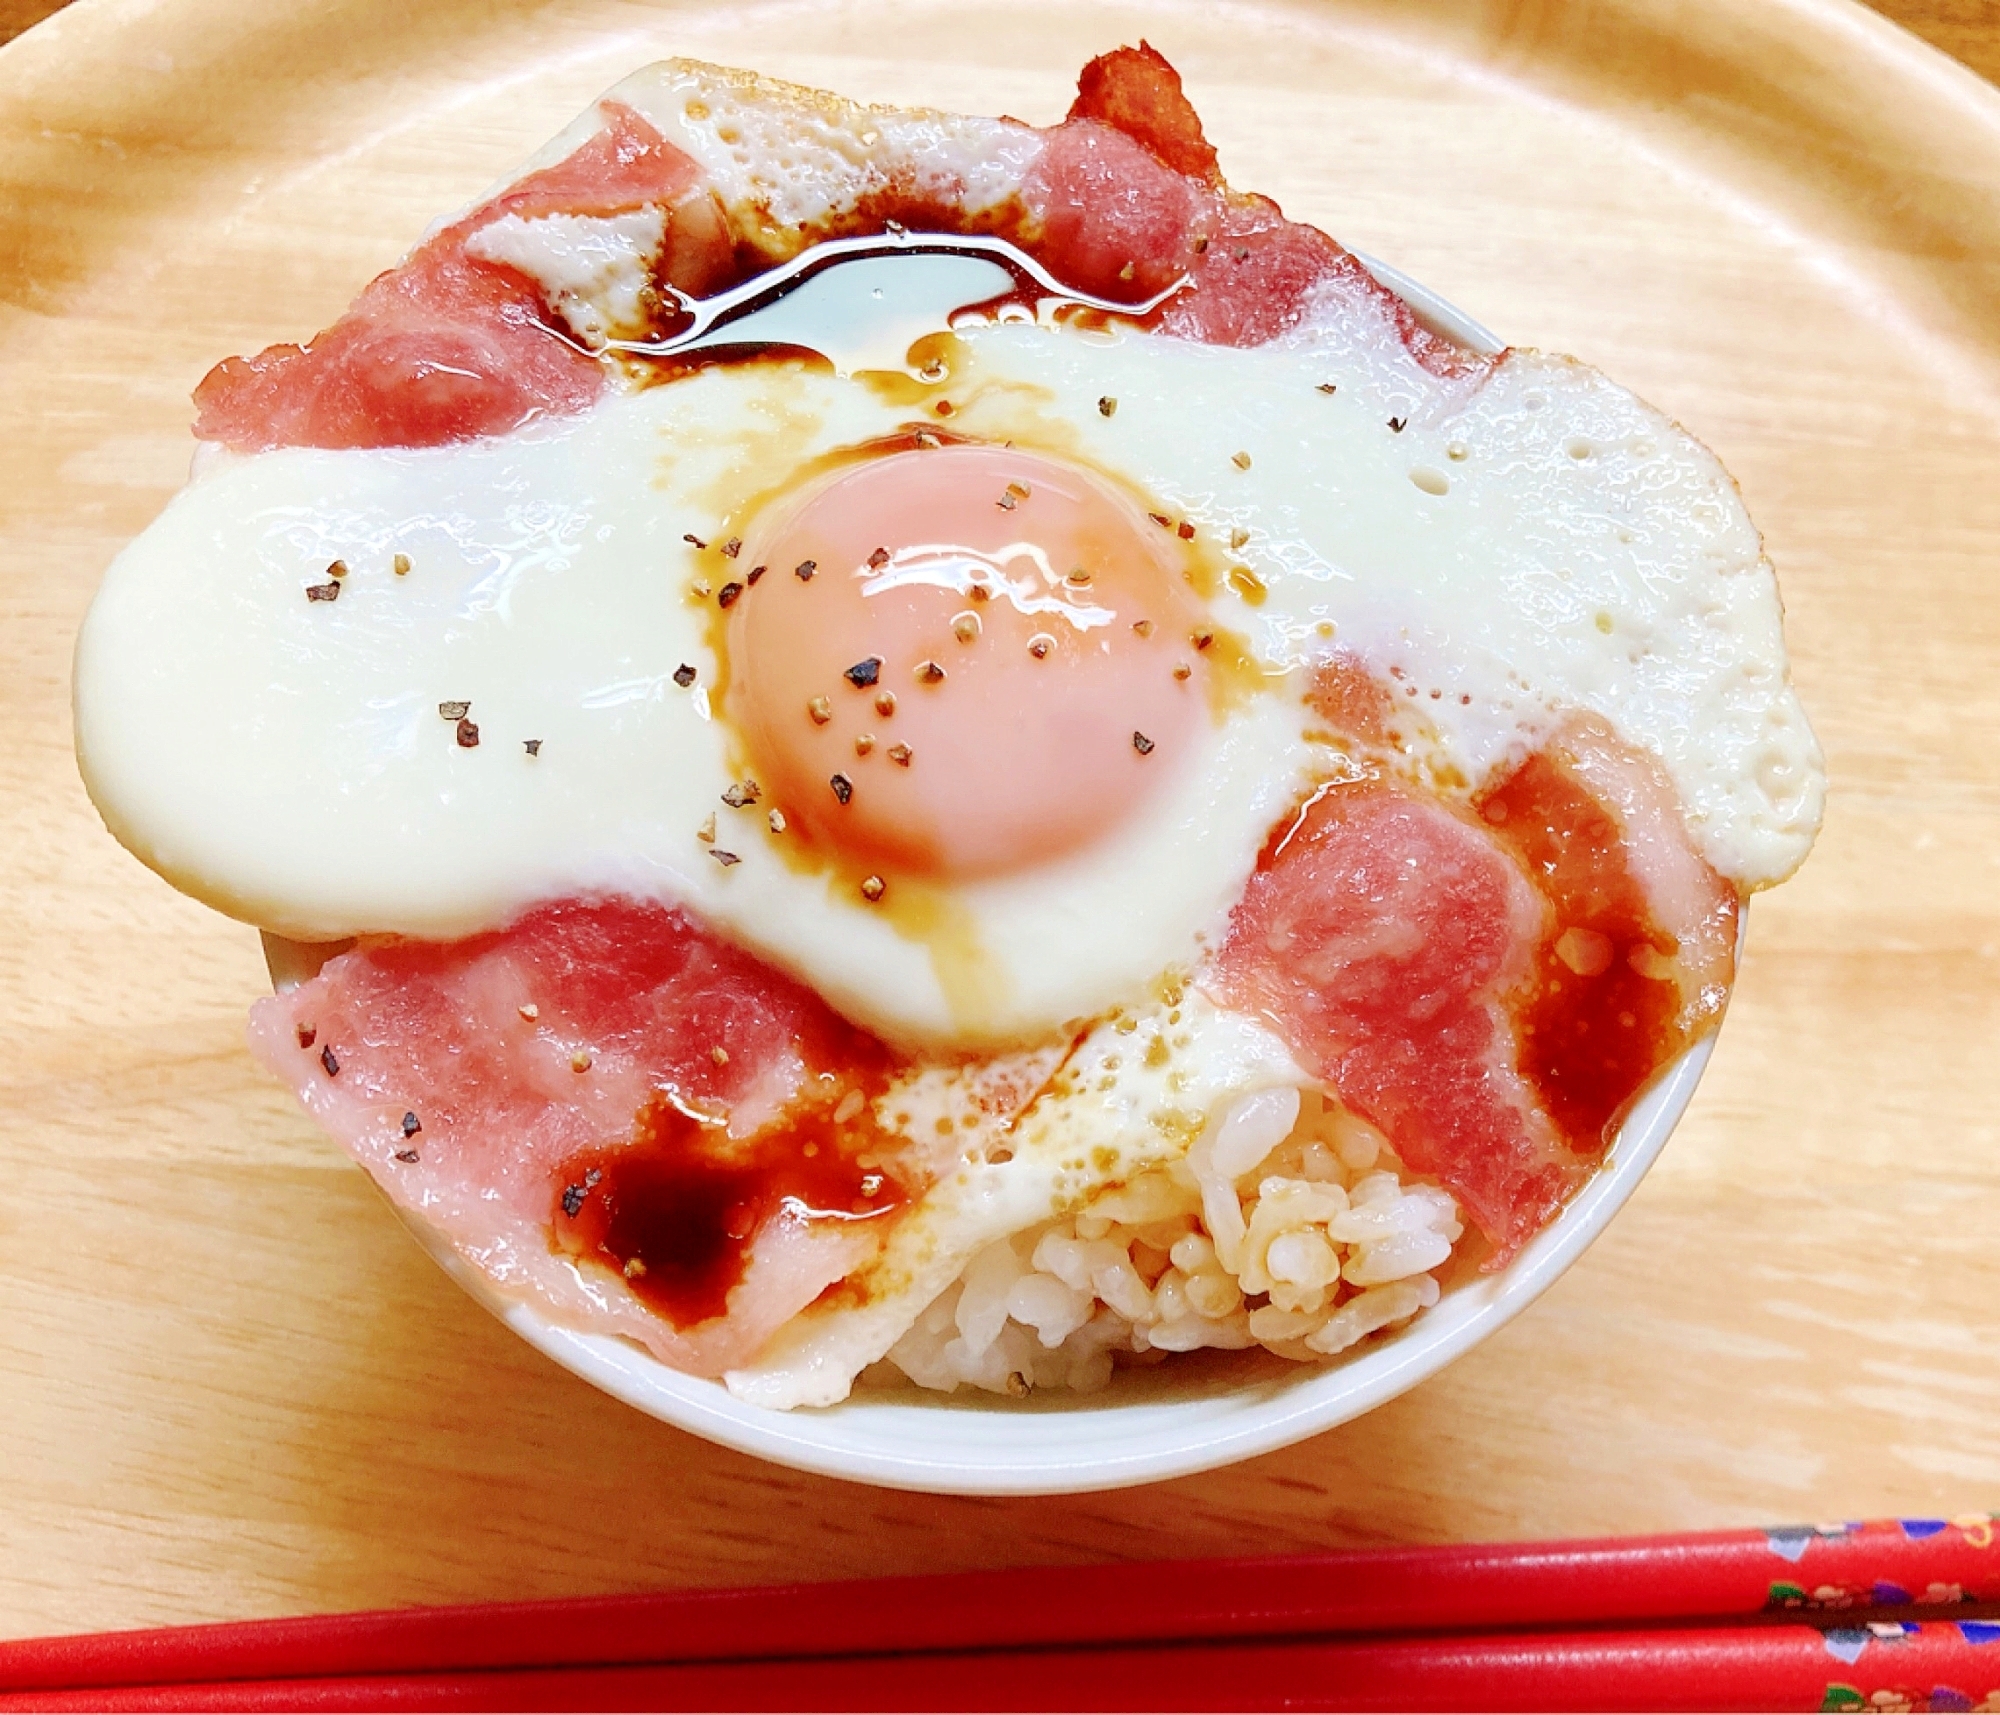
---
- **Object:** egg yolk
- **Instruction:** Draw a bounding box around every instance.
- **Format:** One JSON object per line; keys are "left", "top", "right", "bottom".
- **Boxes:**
{"left": 727, "top": 443, "right": 1212, "bottom": 880}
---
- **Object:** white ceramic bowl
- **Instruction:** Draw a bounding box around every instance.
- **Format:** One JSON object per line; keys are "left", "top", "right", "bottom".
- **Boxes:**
{"left": 267, "top": 264, "right": 1727, "bottom": 1495}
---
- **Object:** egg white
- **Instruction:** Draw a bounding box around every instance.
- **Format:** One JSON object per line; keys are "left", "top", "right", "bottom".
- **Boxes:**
{"left": 731, "top": 986, "right": 1309, "bottom": 1408}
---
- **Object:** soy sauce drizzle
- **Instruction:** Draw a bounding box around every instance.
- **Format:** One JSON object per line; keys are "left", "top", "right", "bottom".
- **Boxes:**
{"left": 1473, "top": 752, "right": 1734, "bottom": 1150}
{"left": 550, "top": 1072, "right": 908, "bottom": 1328}
{"left": 560, "top": 232, "right": 1189, "bottom": 372}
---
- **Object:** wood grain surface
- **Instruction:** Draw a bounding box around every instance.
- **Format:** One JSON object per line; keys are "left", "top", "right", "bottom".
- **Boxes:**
{"left": 5, "top": 0, "right": 2000, "bottom": 1644}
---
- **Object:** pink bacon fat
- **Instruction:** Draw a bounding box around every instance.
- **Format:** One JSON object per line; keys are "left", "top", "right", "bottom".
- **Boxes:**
{"left": 248, "top": 899, "right": 929, "bottom": 1378}
{"left": 191, "top": 45, "right": 1486, "bottom": 454}
{"left": 1212, "top": 665, "right": 1738, "bottom": 1263}
{"left": 192, "top": 102, "right": 716, "bottom": 452}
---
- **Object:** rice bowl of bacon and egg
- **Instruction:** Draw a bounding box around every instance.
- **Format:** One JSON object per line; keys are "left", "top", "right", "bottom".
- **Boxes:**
{"left": 69, "top": 50, "right": 1823, "bottom": 1485}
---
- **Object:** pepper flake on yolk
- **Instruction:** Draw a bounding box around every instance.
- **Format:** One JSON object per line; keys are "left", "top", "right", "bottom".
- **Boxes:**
{"left": 726, "top": 443, "right": 1212, "bottom": 880}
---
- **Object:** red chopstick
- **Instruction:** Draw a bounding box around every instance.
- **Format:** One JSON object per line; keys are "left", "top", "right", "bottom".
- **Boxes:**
{"left": 7, "top": 1619, "right": 2000, "bottom": 1712}
{"left": 3, "top": 1512, "right": 1993, "bottom": 1696}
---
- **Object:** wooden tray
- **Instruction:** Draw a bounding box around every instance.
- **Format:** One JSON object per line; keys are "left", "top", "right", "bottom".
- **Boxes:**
{"left": 4, "top": 0, "right": 1998, "bottom": 1640}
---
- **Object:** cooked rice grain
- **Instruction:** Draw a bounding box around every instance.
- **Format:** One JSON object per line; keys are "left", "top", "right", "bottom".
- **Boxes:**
{"left": 878, "top": 1087, "right": 1463, "bottom": 1395}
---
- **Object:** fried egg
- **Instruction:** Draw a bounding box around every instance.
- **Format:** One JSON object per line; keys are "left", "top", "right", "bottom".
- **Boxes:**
{"left": 74, "top": 276, "right": 1817, "bottom": 1050}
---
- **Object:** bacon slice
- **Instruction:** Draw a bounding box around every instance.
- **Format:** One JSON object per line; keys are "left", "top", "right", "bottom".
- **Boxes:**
{"left": 1212, "top": 783, "right": 1570, "bottom": 1260}
{"left": 192, "top": 104, "right": 712, "bottom": 452}
{"left": 191, "top": 53, "right": 1487, "bottom": 452}
{"left": 1212, "top": 686, "right": 1738, "bottom": 1262}
{"left": 247, "top": 898, "right": 919, "bottom": 1376}
{"left": 1067, "top": 41, "right": 1222, "bottom": 185}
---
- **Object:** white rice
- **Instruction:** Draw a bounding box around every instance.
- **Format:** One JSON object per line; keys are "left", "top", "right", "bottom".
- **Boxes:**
{"left": 872, "top": 1085, "right": 1464, "bottom": 1397}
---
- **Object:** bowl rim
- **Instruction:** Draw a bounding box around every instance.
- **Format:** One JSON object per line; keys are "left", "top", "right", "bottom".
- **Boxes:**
{"left": 266, "top": 261, "right": 1718, "bottom": 1496}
